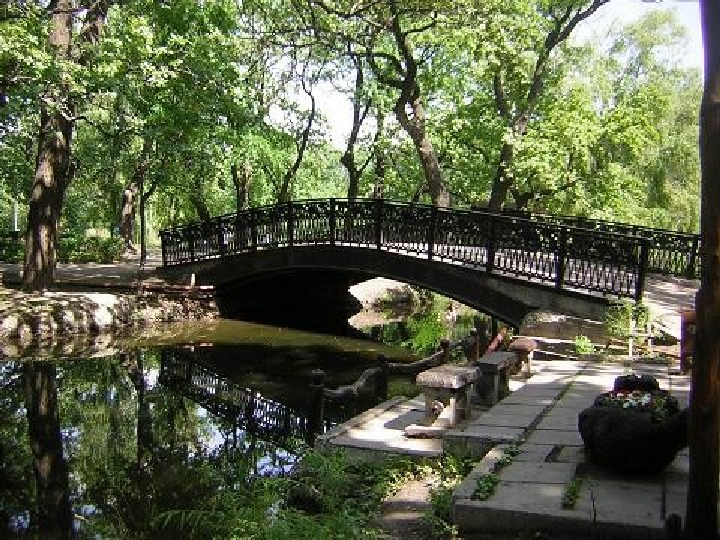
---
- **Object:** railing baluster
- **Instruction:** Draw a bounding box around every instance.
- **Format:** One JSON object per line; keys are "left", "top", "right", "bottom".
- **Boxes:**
{"left": 636, "top": 240, "right": 650, "bottom": 302}
{"left": 287, "top": 202, "right": 294, "bottom": 247}
{"left": 329, "top": 198, "right": 336, "bottom": 246}
{"left": 374, "top": 198, "right": 383, "bottom": 250}
{"left": 250, "top": 211, "right": 257, "bottom": 251}
{"left": 555, "top": 228, "right": 567, "bottom": 290}
{"left": 486, "top": 214, "right": 495, "bottom": 274}
{"left": 428, "top": 205, "right": 437, "bottom": 260}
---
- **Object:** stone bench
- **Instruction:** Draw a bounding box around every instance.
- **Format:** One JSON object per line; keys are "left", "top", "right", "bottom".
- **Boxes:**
{"left": 508, "top": 338, "right": 538, "bottom": 376}
{"left": 473, "top": 352, "right": 517, "bottom": 406}
{"left": 415, "top": 364, "right": 477, "bottom": 427}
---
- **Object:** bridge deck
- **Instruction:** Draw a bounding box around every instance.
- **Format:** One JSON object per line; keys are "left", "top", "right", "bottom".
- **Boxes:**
{"left": 159, "top": 199, "right": 701, "bottom": 306}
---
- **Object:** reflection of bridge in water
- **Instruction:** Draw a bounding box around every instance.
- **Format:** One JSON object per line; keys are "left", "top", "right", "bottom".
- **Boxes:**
{"left": 159, "top": 199, "right": 700, "bottom": 327}
{"left": 159, "top": 347, "right": 337, "bottom": 448}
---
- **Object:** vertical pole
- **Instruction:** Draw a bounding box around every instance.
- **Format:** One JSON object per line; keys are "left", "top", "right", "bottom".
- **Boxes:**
{"left": 160, "top": 232, "right": 168, "bottom": 266}
{"left": 439, "top": 339, "right": 450, "bottom": 363}
{"left": 217, "top": 220, "right": 226, "bottom": 258}
{"left": 687, "top": 235, "right": 700, "bottom": 279}
{"left": 188, "top": 230, "right": 196, "bottom": 263}
{"left": 374, "top": 198, "right": 383, "bottom": 250}
{"left": 287, "top": 201, "right": 294, "bottom": 247}
{"left": 428, "top": 205, "right": 437, "bottom": 260}
{"left": 555, "top": 228, "right": 567, "bottom": 290}
{"left": 469, "top": 330, "right": 479, "bottom": 362}
{"left": 635, "top": 240, "right": 649, "bottom": 302}
{"left": 307, "top": 369, "right": 325, "bottom": 446}
{"left": 486, "top": 214, "right": 496, "bottom": 274}
{"left": 329, "top": 198, "right": 336, "bottom": 246}
{"left": 376, "top": 354, "right": 389, "bottom": 402}
{"left": 12, "top": 199, "right": 18, "bottom": 232}
{"left": 250, "top": 212, "right": 258, "bottom": 251}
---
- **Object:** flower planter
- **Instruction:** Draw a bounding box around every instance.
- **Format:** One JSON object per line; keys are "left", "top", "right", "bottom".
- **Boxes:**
{"left": 578, "top": 375, "right": 688, "bottom": 475}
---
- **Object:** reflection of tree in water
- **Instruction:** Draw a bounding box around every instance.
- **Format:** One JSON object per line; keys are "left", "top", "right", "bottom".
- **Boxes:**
{"left": 1, "top": 353, "right": 301, "bottom": 538}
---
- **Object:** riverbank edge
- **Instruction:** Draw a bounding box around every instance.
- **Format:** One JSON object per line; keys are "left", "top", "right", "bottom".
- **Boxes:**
{"left": 0, "top": 287, "right": 219, "bottom": 355}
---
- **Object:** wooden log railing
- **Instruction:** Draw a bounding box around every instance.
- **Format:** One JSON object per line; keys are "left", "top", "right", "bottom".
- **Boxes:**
{"left": 307, "top": 323, "right": 487, "bottom": 442}
{"left": 159, "top": 198, "right": 667, "bottom": 302}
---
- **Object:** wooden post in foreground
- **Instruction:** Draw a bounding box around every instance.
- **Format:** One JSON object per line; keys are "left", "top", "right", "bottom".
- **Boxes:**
{"left": 686, "top": 3, "right": 720, "bottom": 538}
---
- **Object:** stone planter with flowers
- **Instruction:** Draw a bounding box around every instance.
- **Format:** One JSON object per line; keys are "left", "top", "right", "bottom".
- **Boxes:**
{"left": 578, "top": 374, "right": 688, "bottom": 475}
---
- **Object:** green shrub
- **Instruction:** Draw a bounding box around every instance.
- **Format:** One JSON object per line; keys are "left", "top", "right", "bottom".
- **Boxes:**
{"left": 0, "top": 236, "right": 22, "bottom": 262}
{"left": 0, "top": 235, "right": 123, "bottom": 264}
{"left": 604, "top": 301, "right": 650, "bottom": 339}
{"left": 574, "top": 335, "right": 596, "bottom": 354}
{"left": 58, "top": 236, "right": 123, "bottom": 264}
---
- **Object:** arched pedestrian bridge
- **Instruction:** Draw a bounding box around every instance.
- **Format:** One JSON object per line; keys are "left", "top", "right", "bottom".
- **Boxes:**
{"left": 159, "top": 199, "right": 700, "bottom": 328}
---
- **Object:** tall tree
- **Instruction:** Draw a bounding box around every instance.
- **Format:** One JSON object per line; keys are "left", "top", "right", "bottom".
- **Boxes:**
{"left": 686, "top": 1, "right": 720, "bottom": 537}
{"left": 23, "top": 0, "right": 113, "bottom": 290}
{"left": 484, "top": 0, "right": 608, "bottom": 210}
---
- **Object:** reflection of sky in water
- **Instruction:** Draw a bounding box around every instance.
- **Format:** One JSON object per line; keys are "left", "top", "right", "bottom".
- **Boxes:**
{"left": 200, "top": 408, "right": 299, "bottom": 476}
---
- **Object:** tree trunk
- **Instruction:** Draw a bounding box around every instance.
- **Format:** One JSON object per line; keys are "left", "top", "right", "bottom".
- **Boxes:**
{"left": 487, "top": 142, "right": 514, "bottom": 211}
{"left": 119, "top": 143, "right": 150, "bottom": 255}
{"left": 394, "top": 97, "right": 449, "bottom": 207}
{"left": 24, "top": 363, "right": 73, "bottom": 540}
{"left": 230, "top": 162, "right": 252, "bottom": 213}
{"left": 278, "top": 96, "right": 315, "bottom": 203}
{"left": 685, "top": 2, "right": 720, "bottom": 538}
{"left": 190, "top": 193, "right": 211, "bottom": 222}
{"left": 23, "top": 0, "right": 74, "bottom": 292}
{"left": 373, "top": 111, "right": 386, "bottom": 198}
{"left": 342, "top": 55, "right": 370, "bottom": 201}
{"left": 119, "top": 181, "right": 138, "bottom": 255}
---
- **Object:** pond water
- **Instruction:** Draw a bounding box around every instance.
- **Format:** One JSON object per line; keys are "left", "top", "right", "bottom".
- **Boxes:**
{"left": 0, "top": 299, "right": 482, "bottom": 537}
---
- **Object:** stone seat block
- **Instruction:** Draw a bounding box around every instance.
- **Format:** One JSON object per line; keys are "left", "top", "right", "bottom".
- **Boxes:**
{"left": 416, "top": 365, "right": 477, "bottom": 389}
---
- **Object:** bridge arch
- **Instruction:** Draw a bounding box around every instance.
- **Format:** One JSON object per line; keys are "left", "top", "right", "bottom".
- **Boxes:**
{"left": 163, "top": 245, "right": 610, "bottom": 329}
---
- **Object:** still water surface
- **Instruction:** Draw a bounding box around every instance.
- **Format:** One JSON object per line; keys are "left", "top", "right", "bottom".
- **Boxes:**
{"left": 0, "top": 318, "right": 423, "bottom": 537}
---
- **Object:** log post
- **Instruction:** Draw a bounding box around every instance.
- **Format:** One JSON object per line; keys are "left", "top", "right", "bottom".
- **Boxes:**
{"left": 440, "top": 339, "right": 451, "bottom": 363}
{"left": 376, "top": 354, "right": 389, "bottom": 402}
{"left": 307, "top": 369, "right": 326, "bottom": 446}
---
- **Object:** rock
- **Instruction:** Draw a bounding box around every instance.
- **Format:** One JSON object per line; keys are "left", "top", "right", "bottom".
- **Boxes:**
{"left": 578, "top": 406, "right": 688, "bottom": 475}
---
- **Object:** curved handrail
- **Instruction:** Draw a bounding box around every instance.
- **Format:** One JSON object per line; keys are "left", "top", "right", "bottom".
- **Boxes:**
{"left": 159, "top": 198, "right": 661, "bottom": 302}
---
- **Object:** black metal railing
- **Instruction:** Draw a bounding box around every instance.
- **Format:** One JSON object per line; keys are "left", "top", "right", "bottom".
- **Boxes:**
{"left": 526, "top": 212, "right": 700, "bottom": 279}
{"left": 158, "top": 199, "right": 697, "bottom": 302}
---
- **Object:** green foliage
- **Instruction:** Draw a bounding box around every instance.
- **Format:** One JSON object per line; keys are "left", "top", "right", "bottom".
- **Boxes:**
{"left": 0, "top": 236, "right": 123, "bottom": 263}
{"left": 0, "top": 235, "right": 22, "bottom": 263}
{"left": 573, "top": 335, "right": 596, "bottom": 354}
{"left": 58, "top": 236, "right": 124, "bottom": 264}
{"left": 604, "top": 301, "right": 650, "bottom": 339}
{"left": 562, "top": 477, "right": 582, "bottom": 509}
{"left": 471, "top": 474, "right": 500, "bottom": 501}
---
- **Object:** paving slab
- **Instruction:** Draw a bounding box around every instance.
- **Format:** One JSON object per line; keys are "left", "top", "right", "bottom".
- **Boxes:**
{"left": 472, "top": 412, "right": 538, "bottom": 428}
{"left": 499, "top": 394, "right": 555, "bottom": 406}
{"left": 512, "top": 443, "right": 555, "bottom": 462}
{"left": 587, "top": 481, "right": 664, "bottom": 528}
{"left": 500, "top": 461, "right": 577, "bottom": 484}
{"left": 448, "top": 425, "right": 524, "bottom": 442}
{"left": 535, "top": 414, "right": 579, "bottom": 431}
{"left": 524, "top": 428, "right": 583, "bottom": 446}
{"left": 476, "top": 404, "right": 547, "bottom": 418}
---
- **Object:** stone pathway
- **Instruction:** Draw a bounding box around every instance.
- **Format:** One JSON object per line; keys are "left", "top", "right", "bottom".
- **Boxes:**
{"left": 452, "top": 361, "right": 693, "bottom": 539}
{"left": 324, "top": 358, "right": 696, "bottom": 539}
